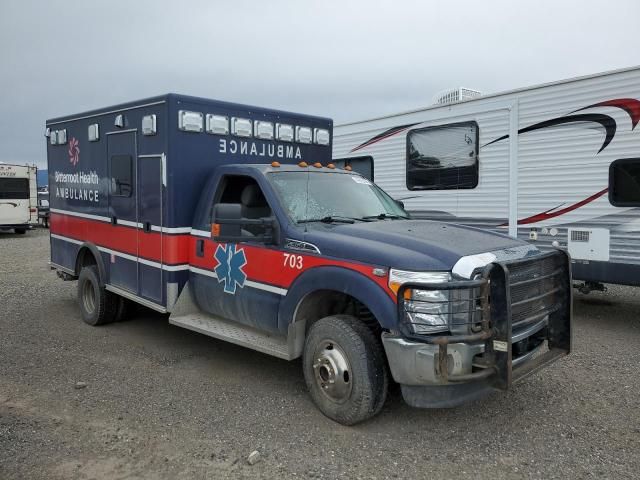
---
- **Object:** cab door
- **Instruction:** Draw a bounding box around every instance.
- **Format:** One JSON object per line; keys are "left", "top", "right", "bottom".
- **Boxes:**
{"left": 107, "top": 131, "right": 138, "bottom": 293}
{"left": 191, "top": 174, "right": 282, "bottom": 334}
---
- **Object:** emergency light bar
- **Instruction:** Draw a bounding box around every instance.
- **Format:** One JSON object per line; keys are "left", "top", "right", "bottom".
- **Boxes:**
{"left": 206, "top": 114, "right": 229, "bottom": 135}
{"left": 178, "top": 110, "right": 204, "bottom": 132}
{"left": 296, "top": 126, "right": 312, "bottom": 144}
{"left": 276, "top": 123, "right": 294, "bottom": 142}
{"left": 314, "top": 128, "right": 330, "bottom": 145}
{"left": 254, "top": 121, "right": 274, "bottom": 140}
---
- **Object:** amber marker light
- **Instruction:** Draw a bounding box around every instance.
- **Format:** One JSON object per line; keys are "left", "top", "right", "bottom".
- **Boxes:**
{"left": 298, "top": 161, "right": 308, "bottom": 167}
{"left": 344, "top": 165, "right": 352, "bottom": 171}
{"left": 313, "top": 162, "right": 322, "bottom": 168}
{"left": 271, "top": 161, "right": 281, "bottom": 167}
{"left": 211, "top": 223, "right": 220, "bottom": 237}
{"left": 327, "top": 163, "right": 336, "bottom": 169}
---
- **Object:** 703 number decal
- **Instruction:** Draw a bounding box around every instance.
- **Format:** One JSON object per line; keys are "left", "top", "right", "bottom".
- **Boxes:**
{"left": 283, "top": 253, "right": 303, "bottom": 270}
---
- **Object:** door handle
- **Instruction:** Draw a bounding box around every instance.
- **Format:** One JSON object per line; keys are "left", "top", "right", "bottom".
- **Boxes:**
{"left": 111, "top": 216, "right": 117, "bottom": 225}
{"left": 196, "top": 239, "right": 204, "bottom": 257}
{"left": 143, "top": 221, "right": 151, "bottom": 233}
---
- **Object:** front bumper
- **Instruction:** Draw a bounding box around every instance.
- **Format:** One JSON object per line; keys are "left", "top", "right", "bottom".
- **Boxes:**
{"left": 382, "top": 250, "right": 572, "bottom": 407}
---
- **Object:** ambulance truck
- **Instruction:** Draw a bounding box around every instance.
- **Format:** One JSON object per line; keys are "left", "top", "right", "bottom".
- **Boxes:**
{"left": 47, "top": 94, "right": 571, "bottom": 424}
{"left": 0, "top": 164, "right": 37, "bottom": 233}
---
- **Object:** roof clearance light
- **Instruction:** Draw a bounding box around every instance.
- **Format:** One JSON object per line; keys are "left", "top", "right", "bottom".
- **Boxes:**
{"left": 314, "top": 128, "right": 330, "bottom": 145}
{"left": 206, "top": 114, "right": 229, "bottom": 135}
{"left": 142, "top": 115, "right": 157, "bottom": 136}
{"left": 327, "top": 163, "right": 335, "bottom": 169}
{"left": 57, "top": 129, "right": 67, "bottom": 145}
{"left": 255, "top": 120, "right": 274, "bottom": 140}
{"left": 276, "top": 123, "right": 294, "bottom": 142}
{"left": 344, "top": 165, "right": 352, "bottom": 171}
{"left": 231, "top": 117, "right": 252, "bottom": 137}
{"left": 298, "top": 161, "right": 308, "bottom": 167}
{"left": 271, "top": 161, "right": 281, "bottom": 167}
{"left": 296, "top": 126, "right": 312, "bottom": 144}
{"left": 50, "top": 130, "right": 58, "bottom": 145}
{"left": 88, "top": 123, "right": 100, "bottom": 142}
{"left": 313, "top": 162, "right": 322, "bottom": 168}
{"left": 178, "top": 110, "right": 203, "bottom": 132}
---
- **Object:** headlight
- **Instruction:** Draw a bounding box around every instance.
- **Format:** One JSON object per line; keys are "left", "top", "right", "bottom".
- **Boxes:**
{"left": 389, "top": 269, "right": 479, "bottom": 336}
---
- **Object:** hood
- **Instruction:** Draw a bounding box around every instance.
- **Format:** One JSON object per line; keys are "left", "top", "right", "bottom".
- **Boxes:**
{"left": 301, "top": 219, "right": 535, "bottom": 271}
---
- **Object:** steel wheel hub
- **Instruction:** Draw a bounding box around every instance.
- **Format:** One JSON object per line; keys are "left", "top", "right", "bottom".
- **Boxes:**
{"left": 82, "top": 280, "right": 96, "bottom": 314}
{"left": 312, "top": 340, "right": 352, "bottom": 403}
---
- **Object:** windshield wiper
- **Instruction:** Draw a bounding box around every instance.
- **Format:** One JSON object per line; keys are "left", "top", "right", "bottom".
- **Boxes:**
{"left": 297, "top": 216, "right": 365, "bottom": 224}
{"left": 361, "top": 213, "right": 408, "bottom": 220}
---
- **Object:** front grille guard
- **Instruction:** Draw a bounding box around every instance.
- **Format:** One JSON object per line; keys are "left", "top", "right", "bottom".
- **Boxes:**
{"left": 397, "top": 249, "right": 572, "bottom": 389}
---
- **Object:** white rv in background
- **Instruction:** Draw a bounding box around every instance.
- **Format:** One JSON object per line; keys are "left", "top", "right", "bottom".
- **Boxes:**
{"left": 0, "top": 164, "right": 38, "bottom": 234}
{"left": 333, "top": 66, "right": 640, "bottom": 290}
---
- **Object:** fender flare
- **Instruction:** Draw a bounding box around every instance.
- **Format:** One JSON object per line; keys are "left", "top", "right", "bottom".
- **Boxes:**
{"left": 278, "top": 266, "right": 397, "bottom": 332}
{"left": 75, "top": 242, "right": 107, "bottom": 286}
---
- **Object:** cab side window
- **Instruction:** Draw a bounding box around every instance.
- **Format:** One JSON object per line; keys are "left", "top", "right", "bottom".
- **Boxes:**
{"left": 215, "top": 175, "right": 271, "bottom": 236}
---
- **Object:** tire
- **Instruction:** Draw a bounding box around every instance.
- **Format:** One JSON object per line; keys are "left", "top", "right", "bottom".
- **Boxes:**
{"left": 77, "top": 265, "right": 119, "bottom": 326}
{"left": 114, "top": 296, "right": 136, "bottom": 322}
{"left": 303, "top": 315, "right": 389, "bottom": 425}
{"left": 15, "top": 228, "right": 26, "bottom": 234}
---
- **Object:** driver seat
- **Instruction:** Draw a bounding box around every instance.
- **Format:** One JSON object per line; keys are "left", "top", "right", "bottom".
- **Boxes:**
{"left": 241, "top": 184, "right": 270, "bottom": 235}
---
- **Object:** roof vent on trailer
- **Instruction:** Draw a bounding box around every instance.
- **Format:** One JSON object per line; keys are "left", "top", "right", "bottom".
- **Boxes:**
{"left": 433, "top": 87, "right": 481, "bottom": 105}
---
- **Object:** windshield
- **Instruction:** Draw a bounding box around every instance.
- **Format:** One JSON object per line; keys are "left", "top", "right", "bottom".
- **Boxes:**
{"left": 268, "top": 171, "right": 408, "bottom": 223}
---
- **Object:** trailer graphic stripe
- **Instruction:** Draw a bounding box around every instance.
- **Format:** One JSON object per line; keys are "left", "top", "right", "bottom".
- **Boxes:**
{"left": 349, "top": 123, "right": 419, "bottom": 153}
{"left": 498, "top": 187, "right": 610, "bottom": 226}
{"left": 482, "top": 113, "right": 617, "bottom": 153}
{"left": 572, "top": 98, "right": 640, "bottom": 129}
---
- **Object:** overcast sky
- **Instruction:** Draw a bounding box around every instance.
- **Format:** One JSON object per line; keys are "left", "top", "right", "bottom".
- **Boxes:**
{"left": 1, "top": 0, "right": 638, "bottom": 168}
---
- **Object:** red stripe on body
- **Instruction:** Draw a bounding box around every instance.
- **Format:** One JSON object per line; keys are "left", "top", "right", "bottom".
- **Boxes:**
{"left": 50, "top": 212, "right": 394, "bottom": 300}
{"left": 188, "top": 237, "right": 395, "bottom": 300}
{"left": 50, "top": 212, "right": 190, "bottom": 265}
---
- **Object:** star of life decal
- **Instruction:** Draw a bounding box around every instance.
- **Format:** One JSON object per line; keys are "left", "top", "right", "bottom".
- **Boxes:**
{"left": 213, "top": 244, "right": 247, "bottom": 294}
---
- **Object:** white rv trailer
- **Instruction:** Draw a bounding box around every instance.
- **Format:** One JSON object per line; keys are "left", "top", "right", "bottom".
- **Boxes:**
{"left": 0, "top": 164, "right": 38, "bottom": 233}
{"left": 333, "top": 66, "right": 640, "bottom": 289}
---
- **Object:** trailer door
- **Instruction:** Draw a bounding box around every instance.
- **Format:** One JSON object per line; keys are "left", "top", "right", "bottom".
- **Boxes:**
{"left": 107, "top": 131, "right": 138, "bottom": 293}
{"left": 137, "top": 155, "right": 163, "bottom": 304}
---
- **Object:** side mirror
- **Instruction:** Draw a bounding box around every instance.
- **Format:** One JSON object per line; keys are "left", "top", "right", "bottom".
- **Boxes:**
{"left": 395, "top": 199, "right": 405, "bottom": 209}
{"left": 211, "top": 203, "right": 277, "bottom": 244}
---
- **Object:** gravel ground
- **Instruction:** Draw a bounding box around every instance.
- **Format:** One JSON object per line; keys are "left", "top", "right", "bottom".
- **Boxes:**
{"left": 1, "top": 228, "right": 639, "bottom": 479}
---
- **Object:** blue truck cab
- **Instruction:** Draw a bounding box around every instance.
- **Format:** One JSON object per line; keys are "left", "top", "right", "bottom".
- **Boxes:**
{"left": 47, "top": 94, "right": 571, "bottom": 424}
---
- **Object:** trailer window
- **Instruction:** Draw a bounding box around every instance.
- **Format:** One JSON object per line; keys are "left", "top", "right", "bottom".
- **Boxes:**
{"left": 406, "top": 122, "right": 478, "bottom": 190}
{"left": 110, "top": 155, "right": 133, "bottom": 197}
{"left": 0, "top": 178, "right": 29, "bottom": 199}
{"left": 609, "top": 158, "right": 640, "bottom": 206}
{"left": 333, "top": 156, "right": 374, "bottom": 181}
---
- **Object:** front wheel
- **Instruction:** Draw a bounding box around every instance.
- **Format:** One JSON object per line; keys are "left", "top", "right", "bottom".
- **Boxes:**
{"left": 303, "top": 315, "right": 388, "bottom": 425}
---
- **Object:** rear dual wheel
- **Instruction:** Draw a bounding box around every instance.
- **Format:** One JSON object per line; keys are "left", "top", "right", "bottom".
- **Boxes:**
{"left": 303, "top": 315, "right": 388, "bottom": 425}
{"left": 77, "top": 266, "right": 134, "bottom": 325}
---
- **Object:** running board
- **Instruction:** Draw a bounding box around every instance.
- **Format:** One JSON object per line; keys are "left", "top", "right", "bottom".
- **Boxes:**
{"left": 169, "top": 283, "right": 293, "bottom": 360}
